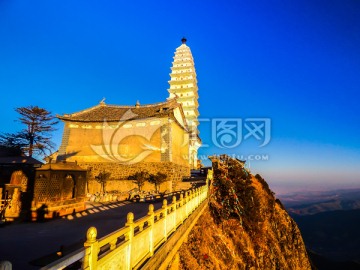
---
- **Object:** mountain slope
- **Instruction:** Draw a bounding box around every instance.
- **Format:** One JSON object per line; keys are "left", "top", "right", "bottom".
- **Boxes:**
{"left": 176, "top": 155, "right": 311, "bottom": 270}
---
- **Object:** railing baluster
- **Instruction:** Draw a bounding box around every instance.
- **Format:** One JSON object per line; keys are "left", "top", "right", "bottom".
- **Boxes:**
{"left": 179, "top": 193, "right": 184, "bottom": 225}
{"left": 172, "top": 196, "right": 177, "bottom": 231}
{"left": 162, "top": 199, "right": 168, "bottom": 240}
{"left": 83, "top": 227, "right": 99, "bottom": 270}
{"left": 125, "top": 212, "right": 134, "bottom": 270}
{"left": 148, "top": 204, "right": 155, "bottom": 256}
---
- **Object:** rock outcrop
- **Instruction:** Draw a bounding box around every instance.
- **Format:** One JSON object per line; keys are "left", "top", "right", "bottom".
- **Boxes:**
{"left": 176, "top": 155, "right": 312, "bottom": 270}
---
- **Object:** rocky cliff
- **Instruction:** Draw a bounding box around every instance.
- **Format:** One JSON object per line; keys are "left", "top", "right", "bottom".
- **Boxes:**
{"left": 176, "top": 155, "right": 312, "bottom": 270}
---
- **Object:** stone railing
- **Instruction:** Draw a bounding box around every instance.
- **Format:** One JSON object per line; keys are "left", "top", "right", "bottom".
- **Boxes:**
{"left": 41, "top": 184, "right": 208, "bottom": 270}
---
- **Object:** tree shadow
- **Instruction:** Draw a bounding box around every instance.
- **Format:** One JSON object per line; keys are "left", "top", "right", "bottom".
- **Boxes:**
{"left": 36, "top": 204, "right": 48, "bottom": 222}
{"left": 56, "top": 152, "right": 79, "bottom": 162}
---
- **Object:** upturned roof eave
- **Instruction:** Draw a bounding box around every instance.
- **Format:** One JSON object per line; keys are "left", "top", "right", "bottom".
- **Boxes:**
{"left": 56, "top": 98, "right": 181, "bottom": 123}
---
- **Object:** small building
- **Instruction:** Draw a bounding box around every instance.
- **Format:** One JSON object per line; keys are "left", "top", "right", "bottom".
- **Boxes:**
{"left": 32, "top": 161, "right": 87, "bottom": 219}
{"left": 0, "top": 155, "right": 42, "bottom": 189}
{"left": 0, "top": 153, "right": 42, "bottom": 221}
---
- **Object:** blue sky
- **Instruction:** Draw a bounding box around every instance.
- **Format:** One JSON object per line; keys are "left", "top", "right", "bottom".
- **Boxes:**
{"left": 1, "top": 0, "right": 359, "bottom": 194}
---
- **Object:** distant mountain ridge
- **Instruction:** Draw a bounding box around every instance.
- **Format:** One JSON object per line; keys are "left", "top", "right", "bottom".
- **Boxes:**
{"left": 279, "top": 188, "right": 360, "bottom": 215}
{"left": 279, "top": 188, "right": 360, "bottom": 269}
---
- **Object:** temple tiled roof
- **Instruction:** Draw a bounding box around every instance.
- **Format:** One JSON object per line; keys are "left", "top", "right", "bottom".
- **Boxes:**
{"left": 57, "top": 98, "right": 182, "bottom": 122}
{"left": 0, "top": 156, "right": 42, "bottom": 165}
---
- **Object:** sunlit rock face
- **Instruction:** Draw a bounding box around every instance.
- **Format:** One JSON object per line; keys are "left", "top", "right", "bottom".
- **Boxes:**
{"left": 177, "top": 155, "right": 312, "bottom": 270}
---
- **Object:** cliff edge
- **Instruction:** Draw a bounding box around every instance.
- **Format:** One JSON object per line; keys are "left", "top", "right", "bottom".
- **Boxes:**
{"left": 176, "top": 155, "right": 312, "bottom": 270}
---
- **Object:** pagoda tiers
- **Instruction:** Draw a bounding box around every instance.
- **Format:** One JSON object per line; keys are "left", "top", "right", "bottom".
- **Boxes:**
{"left": 168, "top": 38, "right": 201, "bottom": 169}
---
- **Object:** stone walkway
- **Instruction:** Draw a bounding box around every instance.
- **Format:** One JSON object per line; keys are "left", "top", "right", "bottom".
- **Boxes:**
{"left": 0, "top": 200, "right": 164, "bottom": 269}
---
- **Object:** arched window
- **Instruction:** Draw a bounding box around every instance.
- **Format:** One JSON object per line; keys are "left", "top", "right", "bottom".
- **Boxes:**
{"left": 63, "top": 174, "right": 75, "bottom": 200}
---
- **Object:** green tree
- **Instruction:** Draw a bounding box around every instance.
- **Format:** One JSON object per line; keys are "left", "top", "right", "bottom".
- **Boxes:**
{"left": 0, "top": 106, "right": 58, "bottom": 158}
{"left": 95, "top": 171, "right": 111, "bottom": 193}
{"left": 149, "top": 172, "right": 167, "bottom": 193}
{"left": 129, "top": 171, "right": 150, "bottom": 192}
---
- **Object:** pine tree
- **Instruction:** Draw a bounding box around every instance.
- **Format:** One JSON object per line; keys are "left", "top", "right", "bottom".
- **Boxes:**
{"left": 95, "top": 171, "right": 111, "bottom": 193}
{"left": 129, "top": 171, "right": 150, "bottom": 192}
{"left": 149, "top": 172, "right": 167, "bottom": 193}
{"left": 0, "top": 106, "right": 58, "bottom": 158}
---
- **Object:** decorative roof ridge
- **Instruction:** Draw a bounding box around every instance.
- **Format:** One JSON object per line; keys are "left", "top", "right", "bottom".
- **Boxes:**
{"left": 57, "top": 103, "right": 105, "bottom": 118}
{"left": 103, "top": 99, "right": 177, "bottom": 108}
{"left": 57, "top": 98, "right": 180, "bottom": 119}
{"left": 65, "top": 103, "right": 103, "bottom": 117}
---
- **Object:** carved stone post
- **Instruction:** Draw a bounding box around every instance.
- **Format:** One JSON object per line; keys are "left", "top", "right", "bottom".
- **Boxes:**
{"left": 162, "top": 199, "right": 168, "bottom": 240}
{"left": 7, "top": 188, "right": 21, "bottom": 218}
{"left": 125, "top": 212, "right": 134, "bottom": 270}
{"left": 196, "top": 188, "right": 200, "bottom": 206}
{"left": 148, "top": 204, "right": 155, "bottom": 256}
{"left": 0, "top": 261, "right": 12, "bottom": 270}
{"left": 185, "top": 191, "right": 189, "bottom": 217}
{"left": 179, "top": 193, "right": 184, "bottom": 224}
{"left": 83, "top": 227, "right": 99, "bottom": 270}
{"left": 190, "top": 190, "right": 194, "bottom": 212}
{"left": 172, "top": 195, "right": 177, "bottom": 230}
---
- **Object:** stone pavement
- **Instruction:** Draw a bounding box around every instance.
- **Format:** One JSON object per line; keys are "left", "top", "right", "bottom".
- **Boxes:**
{"left": 0, "top": 200, "right": 165, "bottom": 269}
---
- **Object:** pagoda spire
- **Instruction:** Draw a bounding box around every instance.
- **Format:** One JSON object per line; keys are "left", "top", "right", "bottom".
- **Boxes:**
{"left": 168, "top": 38, "right": 201, "bottom": 169}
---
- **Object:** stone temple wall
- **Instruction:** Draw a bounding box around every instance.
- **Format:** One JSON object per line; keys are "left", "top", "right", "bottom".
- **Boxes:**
{"left": 80, "top": 161, "right": 190, "bottom": 193}
{"left": 87, "top": 179, "right": 164, "bottom": 195}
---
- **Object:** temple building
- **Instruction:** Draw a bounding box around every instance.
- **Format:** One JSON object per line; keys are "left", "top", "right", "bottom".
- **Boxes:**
{"left": 55, "top": 39, "right": 201, "bottom": 188}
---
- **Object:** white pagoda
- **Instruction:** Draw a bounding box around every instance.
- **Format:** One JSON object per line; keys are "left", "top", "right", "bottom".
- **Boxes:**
{"left": 168, "top": 38, "right": 201, "bottom": 169}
